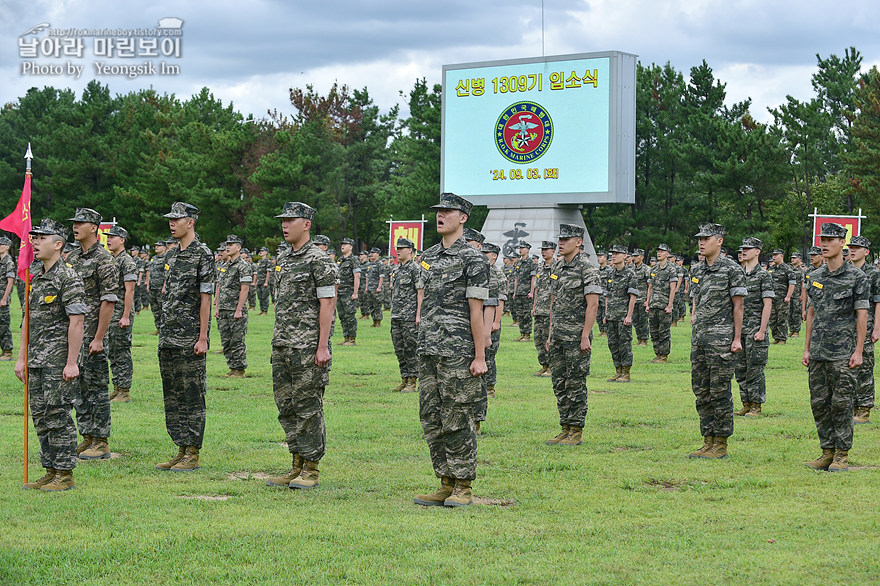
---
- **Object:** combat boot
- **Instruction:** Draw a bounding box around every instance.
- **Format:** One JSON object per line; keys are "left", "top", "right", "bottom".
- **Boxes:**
{"left": 372, "top": 320, "right": 381, "bottom": 328}
{"left": 0, "top": 349, "right": 13, "bottom": 361}
{"left": 617, "top": 366, "right": 631, "bottom": 383}
{"left": 649, "top": 355, "right": 663, "bottom": 364}
{"left": 658, "top": 355, "right": 668, "bottom": 363}
{"left": 156, "top": 445, "right": 186, "bottom": 470}
{"left": 401, "top": 377, "right": 418, "bottom": 393}
{"left": 413, "top": 476, "right": 454, "bottom": 506}
{"left": 475, "top": 421, "right": 481, "bottom": 435}
{"left": 170, "top": 446, "right": 200, "bottom": 472}
{"left": 289, "top": 460, "right": 319, "bottom": 489}
{"left": 266, "top": 454, "right": 304, "bottom": 487}
{"left": 853, "top": 407, "right": 871, "bottom": 425}
{"left": 444, "top": 479, "right": 473, "bottom": 507}
{"left": 828, "top": 450, "right": 849, "bottom": 472}
{"left": 347, "top": 337, "right": 357, "bottom": 346}
{"left": 522, "top": 333, "right": 530, "bottom": 341}
{"left": 688, "top": 436, "right": 714, "bottom": 459}
{"left": 76, "top": 435, "right": 92, "bottom": 455}
{"left": 734, "top": 402, "right": 751, "bottom": 416}
{"left": 224, "top": 369, "right": 246, "bottom": 378}
{"left": 745, "top": 402, "right": 762, "bottom": 417}
{"left": 111, "top": 387, "right": 130, "bottom": 403}
{"left": 391, "top": 378, "right": 408, "bottom": 392}
{"left": 109, "top": 385, "right": 119, "bottom": 401}
{"left": 700, "top": 436, "right": 728, "bottom": 459}
{"left": 558, "top": 426, "right": 583, "bottom": 446}
{"left": 23, "top": 468, "right": 55, "bottom": 490}
{"left": 637, "top": 339, "right": 648, "bottom": 346}
{"left": 546, "top": 425, "right": 570, "bottom": 445}
{"left": 79, "top": 437, "right": 110, "bottom": 460}
{"left": 149, "top": 329, "right": 159, "bottom": 335}
{"left": 40, "top": 470, "right": 74, "bottom": 492}
{"left": 486, "top": 385, "right": 496, "bottom": 399}
{"left": 533, "top": 365, "right": 549, "bottom": 377}
{"left": 607, "top": 367, "right": 622, "bottom": 382}
{"left": 804, "top": 448, "right": 834, "bottom": 471}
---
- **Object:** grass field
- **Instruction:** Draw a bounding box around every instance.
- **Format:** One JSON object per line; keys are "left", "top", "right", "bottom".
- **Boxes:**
{"left": 1, "top": 300, "right": 879, "bottom": 585}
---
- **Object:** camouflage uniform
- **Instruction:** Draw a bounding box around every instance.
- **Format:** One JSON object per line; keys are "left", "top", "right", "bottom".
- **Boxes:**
{"left": 512, "top": 255, "right": 536, "bottom": 336}
{"left": 853, "top": 258, "right": 880, "bottom": 410}
{"left": 28, "top": 255, "right": 86, "bottom": 472}
{"left": 147, "top": 249, "right": 166, "bottom": 331}
{"left": 596, "top": 262, "right": 611, "bottom": 333}
{"left": 358, "top": 256, "right": 368, "bottom": 317}
{"left": 673, "top": 263, "right": 687, "bottom": 322}
{"left": 0, "top": 251, "right": 15, "bottom": 353}
{"left": 132, "top": 255, "right": 145, "bottom": 312}
{"left": 216, "top": 254, "right": 252, "bottom": 371}
{"left": 690, "top": 251, "right": 746, "bottom": 440}
{"left": 417, "top": 236, "right": 489, "bottom": 481}
{"left": 383, "top": 261, "right": 393, "bottom": 310}
{"left": 364, "top": 258, "right": 384, "bottom": 322}
{"left": 631, "top": 260, "right": 651, "bottom": 341}
{"left": 532, "top": 259, "right": 554, "bottom": 369}
{"left": 734, "top": 263, "right": 774, "bottom": 405}
{"left": 806, "top": 260, "right": 869, "bottom": 451}
{"left": 257, "top": 255, "right": 272, "bottom": 312}
{"left": 767, "top": 260, "right": 796, "bottom": 343}
{"left": 548, "top": 248, "right": 602, "bottom": 427}
{"left": 159, "top": 231, "right": 214, "bottom": 449}
{"left": 503, "top": 260, "right": 516, "bottom": 321}
{"left": 66, "top": 239, "right": 119, "bottom": 441}
{"left": 484, "top": 258, "right": 507, "bottom": 391}
{"left": 647, "top": 260, "right": 679, "bottom": 357}
{"left": 390, "top": 257, "right": 420, "bottom": 380}
{"left": 108, "top": 249, "right": 138, "bottom": 389}
{"left": 248, "top": 257, "right": 258, "bottom": 309}
{"left": 605, "top": 264, "right": 638, "bottom": 368}
{"left": 789, "top": 263, "right": 805, "bottom": 334}
{"left": 336, "top": 251, "right": 360, "bottom": 338}
{"left": 272, "top": 238, "right": 337, "bottom": 463}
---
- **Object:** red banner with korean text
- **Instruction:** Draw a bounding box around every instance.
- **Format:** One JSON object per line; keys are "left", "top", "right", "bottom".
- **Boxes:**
{"left": 811, "top": 214, "right": 862, "bottom": 247}
{"left": 0, "top": 171, "right": 33, "bottom": 280}
{"left": 388, "top": 221, "right": 425, "bottom": 262}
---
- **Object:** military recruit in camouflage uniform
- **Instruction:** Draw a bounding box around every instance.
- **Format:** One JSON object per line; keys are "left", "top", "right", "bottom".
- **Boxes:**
{"left": 336, "top": 238, "right": 361, "bottom": 345}
{"left": 462, "top": 227, "right": 493, "bottom": 431}
{"left": 146, "top": 240, "right": 167, "bottom": 334}
{"left": 595, "top": 250, "right": 610, "bottom": 335}
{"left": 155, "top": 202, "right": 214, "bottom": 473}
{"left": 803, "top": 223, "right": 869, "bottom": 472}
{"left": 767, "top": 250, "right": 796, "bottom": 344}
{"left": 413, "top": 193, "right": 488, "bottom": 508}
{"left": 17, "top": 219, "right": 86, "bottom": 491}
{"left": 545, "top": 224, "right": 602, "bottom": 447}
{"left": 688, "top": 223, "right": 746, "bottom": 460}
{"left": 646, "top": 244, "right": 678, "bottom": 362}
{"left": 265, "top": 202, "right": 337, "bottom": 490}
{"left": 257, "top": 247, "right": 272, "bottom": 314}
{"left": 67, "top": 208, "right": 119, "bottom": 461}
{"left": 214, "top": 235, "right": 253, "bottom": 377}
{"left": 106, "top": 226, "right": 138, "bottom": 403}
{"left": 630, "top": 250, "right": 651, "bottom": 345}
{"left": 390, "top": 237, "right": 420, "bottom": 393}
{"left": 0, "top": 236, "right": 15, "bottom": 360}
{"left": 531, "top": 242, "right": 555, "bottom": 376}
{"left": 788, "top": 253, "right": 805, "bottom": 335}
{"left": 604, "top": 245, "right": 638, "bottom": 382}
{"left": 363, "top": 249, "right": 384, "bottom": 325}
{"left": 482, "top": 242, "right": 507, "bottom": 405}
{"left": 511, "top": 244, "right": 536, "bottom": 341}
{"left": 848, "top": 236, "right": 880, "bottom": 425}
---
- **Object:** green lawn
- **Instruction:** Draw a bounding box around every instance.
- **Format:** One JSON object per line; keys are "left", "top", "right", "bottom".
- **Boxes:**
{"left": 1, "top": 302, "right": 878, "bottom": 584}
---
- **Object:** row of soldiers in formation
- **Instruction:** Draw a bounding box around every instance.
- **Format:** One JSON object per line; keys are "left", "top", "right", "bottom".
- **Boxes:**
{"left": 3, "top": 195, "right": 875, "bottom": 499}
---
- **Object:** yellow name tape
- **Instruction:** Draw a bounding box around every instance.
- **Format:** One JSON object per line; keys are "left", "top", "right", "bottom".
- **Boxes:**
{"left": 812, "top": 281, "right": 823, "bottom": 290}
{"left": 550, "top": 274, "right": 558, "bottom": 280}
{"left": 44, "top": 295, "right": 56, "bottom": 303}
{"left": 420, "top": 261, "right": 431, "bottom": 271}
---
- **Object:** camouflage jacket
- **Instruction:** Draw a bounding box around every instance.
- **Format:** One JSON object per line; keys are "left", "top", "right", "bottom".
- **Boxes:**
{"left": 486, "top": 263, "right": 508, "bottom": 308}
{"left": 147, "top": 252, "right": 166, "bottom": 290}
{"left": 741, "top": 264, "right": 775, "bottom": 333}
{"left": 648, "top": 262, "right": 679, "bottom": 309}
{"left": 854, "top": 261, "right": 880, "bottom": 345}
{"left": 257, "top": 258, "right": 272, "bottom": 287}
{"left": 807, "top": 261, "right": 870, "bottom": 361}
{"left": 549, "top": 251, "right": 603, "bottom": 341}
{"left": 390, "top": 259, "right": 420, "bottom": 321}
{"left": 597, "top": 264, "right": 612, "bottom": 296}
{"left": 533, "top": 261, "right": 553, "bottom": 317}
{"left": 66, "top": 241, "right": 119, "bottom": 346}
{"left": 767, "top": 262, "right": 796, "bottom": 297}
{"left": 27, "top": 259, "right": 86, "bottom": 368}
{"left": 336, "top": 254, "right": 361, "bottom": 292}
{"left": 272, "top": 240, "right": 337, "bottom": 349}
{"left": 605, "top": 265, "right": 639, "bottom": 321}
{"left": 631, "top": 263, "right": 650, "bottom": 302}
{"left": 691, "top": 256, "right": 747, "bottom": 347}
{"left": 417, "top": 236, "right": 489, "bottom": 357}
{"left": 1, "top": 255, "right": 15, "bottom": 298}
{"left": 365, "top": 260, "right": 383, "bottom": 290}
{"left": 512, "top": 256, "right": 536, "bottom": 296}
{"left": 159, "top": 238, "right": 215, "bottom": 349}
{"left": 111, "top": 251, "right": 139, "bottom": 318}
{"left": 216, "top": 255, "right": 253, "bottom": 311}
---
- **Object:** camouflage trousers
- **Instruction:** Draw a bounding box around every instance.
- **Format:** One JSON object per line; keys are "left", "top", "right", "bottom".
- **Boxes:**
{"left": 391, "top": 319, "right": 419, "bottom": 378}
{"left": 606, "top": 319, "right": 633, "bottom": 368}
{"left": 632, "top": 301, "right": 649, "bottom": 341}
{"left": 271, "top": 346, "right": 329, "bottom": 462}
{"left": 358, "top": 288, "right": 367, "bottom": 316}
{"left": 30, "top": 367, "right": 77, "bottom": 471}
{"left": 74, "top": 349, "right": 111, "bottom": 438}
{"left": 476, "top": 330, "right": 501, "bottom": 423}
{"left": 0, "top": 302, "right": 12, "bottom": 351}
{"left": 648, "top": 308, "right": 672, "bottom": 356}
{"left": 149, "top": 289, "right": 164, "bottom": 331}
{"left": 217, "top": 310, "right": 248, "bottom": 371}
{"left": 511, "top": 295, "right": 532, "bottom": 335}
{"left": 549, "top": 340, "right": 590, "bottom": 427}
{"left": 509, "top": 293, "right": 520, "bottom": 323}
{"left": 533, "top": 315, "right": 550, "bottom": 367}
{"left": 134, "top": 285, "right": 145, "bottom": 312}
{"left": 788, "top": 295, "right": 802, "bottom": 333}
{"left": 768, "top": 297, "right": 789, "bottom": 342}
{"left": 597, "top": 297, "right": 607, "bottom": 332}
{"left": 337, "top": 292, "right": 358, "bottom": 338}
{"left": 384, "top": 286, "right": 392, "bottom": 310}
{"left": 363, "top": 290, "right": 382, "bottom": 322}
{"left": 247, "top": 282, "right": 256, "bottom": 309}
{"left": 809, "top": 359, "right": 856, "bottom": 450}
{"left": 158, "top": 348, "right": 207, "bottom": 448}
{"left": 674, "top": 288, "right": 687, "bottom": 322}
{"left": 734, "top": 332, "right": 769, "bottom": 404}
{"left": 856, "top": 344, "right": 875, "bottom": 409}
{"left": 257, "top": 284, "right": 271, "bottom": 313}
{"left": 691, "top": 344, "right": 736, "bottom": 438}
{"left": 419, "top": 354, "right": 480, "bottom": 481}
{"left": 108, "top": 313, "right": 134, "bottom": 389}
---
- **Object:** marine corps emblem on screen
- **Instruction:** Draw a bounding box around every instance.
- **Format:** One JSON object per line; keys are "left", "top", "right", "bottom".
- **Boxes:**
{"left": 495, "top": 101, "right": 554, "bottom": 164}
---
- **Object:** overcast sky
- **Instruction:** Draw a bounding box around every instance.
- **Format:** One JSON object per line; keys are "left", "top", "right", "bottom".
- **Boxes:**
{"left": 2, "top": 0, "right": 879, "bottom": 125}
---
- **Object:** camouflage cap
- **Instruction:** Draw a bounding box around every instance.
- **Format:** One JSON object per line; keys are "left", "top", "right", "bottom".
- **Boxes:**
{"left": 395, "top": 237, "right": 415, "bottom": 249}
{"left": 341, "top": 238, "right": 355, "bottom": 246}
{"left": 30, "top": 218, "right": 70, "bottom": 239}
{"left": 771, "top": 248, "right": 784, "bottom": 255}
{"left": 741, "top": 237, "right": 763, "bottom": 250}
{"left": 482, "top": 242, "right": 500, "bottom": 254}
{"left": 849, "top": 235, "right": 872, "bottom": 249}
{"left": 369, "top": 247, "right": 381, "bottom": 254}
{"left": 694, "top": 223, "right": 725, "bottom": 237}
{"left": 313, "top": 235, "right": 331, "bottom": 246}
{"left": 541, "top": 241, "right": 557, "bottom": 250}
{"left": 0, "top": 236, "right": 12, "bottom": 246}
{"left": 556, "top": 224, "right": 585, "bottom": 239}
{"left": 154, "top": 240, "right": 167, "bottom": 247}
{"left": 609, "top": 244, "right": 628, "bottom": 255}
{"left": 163, "top": 201, "right": 200, "bottom": 220}
{"left": 358, "top": 250, "right": 368, "bottom": 256}
{"left": 430, "top": 192, "right": 473, "bottom": 215}
{"left": 259, "top": 246, "right": 269, "bottom": 253}
{"left": 242, "top": 248, "right": 251, "bottom": 255}
{"left": 791, "top": 251, "right": 802, "bottom": 258}
{"left": 463, "top": 227, "right": 485, "bottom": 243}
{"left": 68, "top": 207, "right": 102, "bottom": 225}
{"left": 106, "top": 225, "right": 129, "bottom": 240}
{"left": 596, "top": 249, "right": 607, "bottom": 257}
{"left": 657, "top": 243, "right": 672, "bottom": 253}
{"left": 165, "top": 238, "right": 178, "bottom": 245}
{"left": 63, "top": 242, "right": 75, "bottom": 253}
{"left": 518, "top": 241, "right": 532, "bottom": 249}
{"left": 819, "top": 222, "right": 847, "bottom": 239}
{"left": 633, "top": 248, "right": 645, "bottom": 257}
{"left": 275, "top": 201, "right": 316, "bottom": 220}
{"left": 222, "top": 234, "right": 242, "bottom": 245}
{"left": 131, "top": 245, "right": 141, "bottom": 252}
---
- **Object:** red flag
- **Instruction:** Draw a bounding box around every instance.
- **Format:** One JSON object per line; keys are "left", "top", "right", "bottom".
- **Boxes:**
{"left": 0, "top": 171, "right": 33, "bottom": 281}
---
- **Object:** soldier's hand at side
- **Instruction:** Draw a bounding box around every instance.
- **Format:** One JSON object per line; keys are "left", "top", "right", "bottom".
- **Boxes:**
{"left": 580, "top": 334, "right": 591, "bottom": 354}
{"left": 351, "top": 292, "right": 358, "bottom": 301}
{"left": 194, "top": 338, "right": 208, "bottom": 356}
{"left": 89, "top": 338, "right": 104, "bottom": 354}
{"left": 233, "top": 309, "right": 242, "bottom": 320}
{"left": 545, "top": 339, "right": 550, "bottom": 352}
{"left": 602, "top": 317, "right": 607, "bottom": 325}
{"left": 644, "top": 305, "right": 649, "bottom": 314}
{"left": 62, "top": 363, "right": 79, "bottom": 382}
{"left": 872, "top": 326, "right": 879, "bottom": 344}
{"left": 730, "top": 338, "right": 742, "bottom": 354}
{"left": 527, "top": 291, "right": 533, "bottom": 299}
{"left": 665, "top": 305, "right": 672, "bottom": 314}
{"left": 849, "top": 351, "right": 863, "bottom": 369}
{"left": 623, "top": 315, "right": 632, "bottom": 326}
{"left": 214, "top": 308, "right": 219, "bottom": 319}
{"left": 802, "top": 351, "right": 810, "bottom": 367}
{"left": 14, "top": 359, "right": 25, "bottom": 382}
{"left": 492, "top": 321, "right": 501, "bottom": 332}
{"left": 754, "top": 330, "right": 765, "bottom": 342}
{"left": 315, "top": 346, "right": 331, "bottom": 367}
{"left": 0, "top": 298, "right": 7, "bottom": 307}
{"left": 119, "top": 316, "right": 130, "bottom": 328}
{"left": 469, "top": 357, "right": 487, "bottom": 377}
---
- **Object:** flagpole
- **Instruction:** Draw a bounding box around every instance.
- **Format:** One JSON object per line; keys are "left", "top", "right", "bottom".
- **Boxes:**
{"left": 22, "top": 145, "right": 32, "bottom": 485}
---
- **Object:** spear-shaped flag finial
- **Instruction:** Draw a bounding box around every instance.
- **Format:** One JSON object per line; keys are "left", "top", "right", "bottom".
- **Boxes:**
{"left": 24, "top": 142, "right": 33, "bottom": 171}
